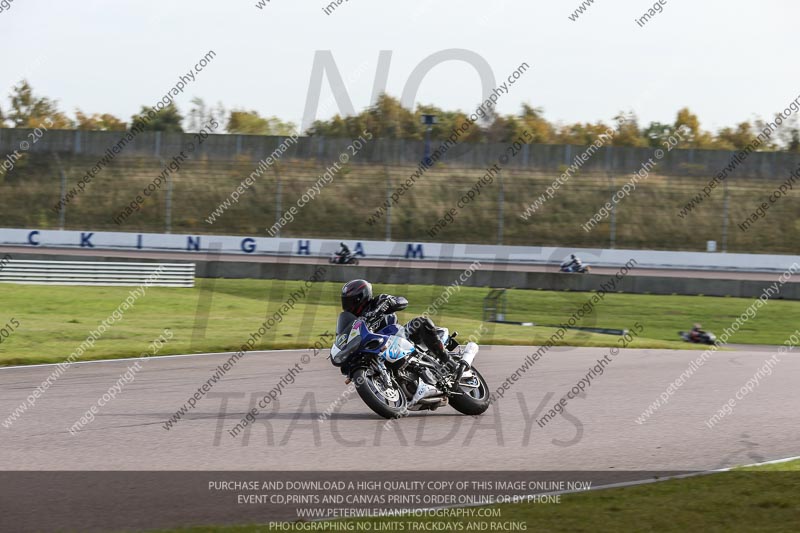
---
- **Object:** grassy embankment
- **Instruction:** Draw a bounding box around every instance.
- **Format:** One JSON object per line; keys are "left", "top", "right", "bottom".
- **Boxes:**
{"left": 2, "top": 153, "right": 798, "bottom": 252}
{"left": 1, "top": 278, "right": 797, "bottom": 366}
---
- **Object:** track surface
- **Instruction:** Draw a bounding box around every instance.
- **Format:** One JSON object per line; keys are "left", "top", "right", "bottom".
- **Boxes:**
{"left": 0, "top": 245, "right": 791, "bottom": 281}
{"left": 2, "top": 345, "right": 797, "bottom": 471}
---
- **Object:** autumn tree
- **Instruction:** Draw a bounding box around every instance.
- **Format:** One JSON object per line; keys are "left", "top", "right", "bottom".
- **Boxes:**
{"left": 227, "top": 109, "right": 296, "bottom": 135}
{"left": 516, "top": 104, "right": 554, "bottom": 144}
{"left": 674, "top": 107, "right": 714, "bottom": 148}
{"left": 6, "top": 80, "right": 73, "bottom": 128}
{"left": 75, "top": 111, "right": 126, "bottom": 131}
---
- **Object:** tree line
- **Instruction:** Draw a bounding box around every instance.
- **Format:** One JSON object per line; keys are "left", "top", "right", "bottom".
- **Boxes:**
{"left": 1, "top": 80, "right": 798, "bottom": 152}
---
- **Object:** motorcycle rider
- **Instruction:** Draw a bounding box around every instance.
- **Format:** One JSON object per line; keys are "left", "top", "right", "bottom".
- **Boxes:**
{"left": 563, "top": 254, "right": 582, "bottom": 272}
{"left": 340, "top": 279, "right": 451, "bottom": 362}
{"left": 690, "top": 323, "right": 704, "bottom": 342}
{"left": 335, "top": 242, "right": 351, "bottom": 263}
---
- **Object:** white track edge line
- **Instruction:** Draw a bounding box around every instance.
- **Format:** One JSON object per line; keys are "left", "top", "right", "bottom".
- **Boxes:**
{"left": 0, "top": 349, "right": 302, "bottom": 370}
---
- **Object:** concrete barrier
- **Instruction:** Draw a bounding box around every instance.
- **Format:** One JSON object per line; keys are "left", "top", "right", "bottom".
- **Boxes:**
{"left": 3, "top": 252, "right": 797, "bottom": 300}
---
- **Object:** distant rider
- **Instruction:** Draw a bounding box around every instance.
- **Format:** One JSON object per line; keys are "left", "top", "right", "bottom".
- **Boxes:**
{"left": 690, "top": 323, "right": 704, "bottom": 342}
{"left": 563, "top": 254, "right": 582, "bottom": 272}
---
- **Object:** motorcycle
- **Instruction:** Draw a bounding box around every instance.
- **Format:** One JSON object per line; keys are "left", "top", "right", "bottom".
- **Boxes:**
{"left": 560, "top": 261, "right": 590, "bottom": 273}
{"left": 328, "top": 299, "right": 490, "bottom": 419}
{"left": 679, "top": 330, "right": 717, "bottom": 345}
{"left": 330, "top": 252, "right": 359, "bottom": 265}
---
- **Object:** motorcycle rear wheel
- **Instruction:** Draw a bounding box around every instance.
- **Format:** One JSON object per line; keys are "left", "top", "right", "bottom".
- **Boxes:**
{"left": 450, "top": 367, "right": 490, "bottom": 416}
{"left": 353, "top": 367, "right": 408, "bottom": 419}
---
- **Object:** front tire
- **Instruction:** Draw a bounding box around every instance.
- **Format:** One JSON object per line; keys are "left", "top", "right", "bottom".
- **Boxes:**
{"left": 353, "top": 367, "right": 408, "bottom": 419}
{"left": 450, "top": 367, "right": 490, "bottom": 416}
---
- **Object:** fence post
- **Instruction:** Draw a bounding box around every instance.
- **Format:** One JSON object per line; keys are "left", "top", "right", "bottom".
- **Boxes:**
{"left": 274, "top": 164, "right": 282, "bottom": 238}
{"left": 163, "top": 158, "right": 172, "bottom": 234}
{"left": 384, "top": 165, "right": 392, "bottom": 241}
{"left": 608, "top": 172, "right": 616, "bottom": 249}
{"left": 497, "top": 174, "right": 504, "bottom": 245}
{"left": 54, "top": 153, "right": 66, "bottom": 230}
{"left": 721, "top": 179, "right": 730, "bottom": 252}
{"left": 154, "top": 131, "right": 161, "bottom": 157}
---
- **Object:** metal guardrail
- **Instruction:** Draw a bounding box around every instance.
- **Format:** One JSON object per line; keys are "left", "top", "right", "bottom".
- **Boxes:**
{"left": 0, "top": 261, "right": 195, "bottom": 287}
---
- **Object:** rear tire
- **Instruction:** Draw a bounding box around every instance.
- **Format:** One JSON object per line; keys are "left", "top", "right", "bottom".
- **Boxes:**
{"left": 353, "top": 367, "right": 408, "bottom": 419}
{"left": 450, "top": 367, "right": 490, "bottom": 416}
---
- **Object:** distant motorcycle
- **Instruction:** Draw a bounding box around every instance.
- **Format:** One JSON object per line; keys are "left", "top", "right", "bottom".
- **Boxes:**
{"left": 560, "top": 261, "right": 590, "bottom": 273}
{"left": 330, "top": 252, "right": 359, "bottom": 265}
{"left": 680, "top": 330, "right": 717, "bottom": 345}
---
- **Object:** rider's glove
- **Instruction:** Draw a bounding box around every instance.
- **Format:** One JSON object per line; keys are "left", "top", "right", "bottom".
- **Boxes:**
{"left": 382, "top": 296, "right": 396, "bottom": 312}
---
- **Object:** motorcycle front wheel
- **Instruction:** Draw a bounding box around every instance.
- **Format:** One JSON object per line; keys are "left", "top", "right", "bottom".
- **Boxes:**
{"left": 449, "top": 367, "right": 490, "bottom": 416}
{"left": 353, "top": 367, "right": 408, "bottom": 419}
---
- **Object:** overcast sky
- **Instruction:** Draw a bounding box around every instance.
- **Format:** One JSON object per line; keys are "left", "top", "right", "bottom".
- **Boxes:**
{"left": 1, "top": 0, "right": 798, "bottom": 132}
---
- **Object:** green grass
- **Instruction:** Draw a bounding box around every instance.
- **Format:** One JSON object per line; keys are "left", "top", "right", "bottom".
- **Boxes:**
{"left": 1, "top": 279, "right": 797, "bottom": 366}
{"left": 144, "top": 460, "right": 800, "bottom": 533}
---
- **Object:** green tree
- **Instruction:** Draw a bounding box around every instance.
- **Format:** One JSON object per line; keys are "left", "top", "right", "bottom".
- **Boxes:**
{"left": 789, "top": 130, "right": 800, "bottom": 152}
{"left": 131, "top": 104, "right": 184, "bottom": 132}
{"left": 642, "top": 122, "right": 675, "bottom": 148}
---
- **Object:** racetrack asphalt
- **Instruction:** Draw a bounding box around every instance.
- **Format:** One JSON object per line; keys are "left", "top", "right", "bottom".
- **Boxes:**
{"left": 2, "top": 345, "right": 796, "bottom": 472}
{"left": 1, "top": 345, "right": 797, "bottom": 531}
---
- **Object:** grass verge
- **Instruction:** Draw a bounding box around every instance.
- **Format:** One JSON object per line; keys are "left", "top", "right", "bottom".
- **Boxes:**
{"left": 1, "top": 279, "right": 797, "bottom": 366}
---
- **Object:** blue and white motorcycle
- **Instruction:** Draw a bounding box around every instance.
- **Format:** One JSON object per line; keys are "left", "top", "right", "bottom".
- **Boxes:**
{"left": 329, "top": 301, "right": 490, "bottom": 420}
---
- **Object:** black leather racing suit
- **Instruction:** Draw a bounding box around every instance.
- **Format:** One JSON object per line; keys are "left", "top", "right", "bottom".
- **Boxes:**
{"left": 359, "top": 294, "right": 448, "bottom": 360}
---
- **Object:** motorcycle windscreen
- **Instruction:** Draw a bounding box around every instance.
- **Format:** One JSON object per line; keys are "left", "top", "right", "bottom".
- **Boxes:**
{"left": 336, "top": 312, "right": 357, "bottom": 336}
{"left": 331, "top": 312, "right": 362, "bottom": 366}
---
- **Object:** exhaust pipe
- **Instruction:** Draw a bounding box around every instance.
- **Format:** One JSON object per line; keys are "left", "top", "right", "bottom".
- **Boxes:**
{"left": 450, "top": 342, "right": 480, "bottom": 392}
{"left": 461, "top": 342, "right": 479, "bottom": 366}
